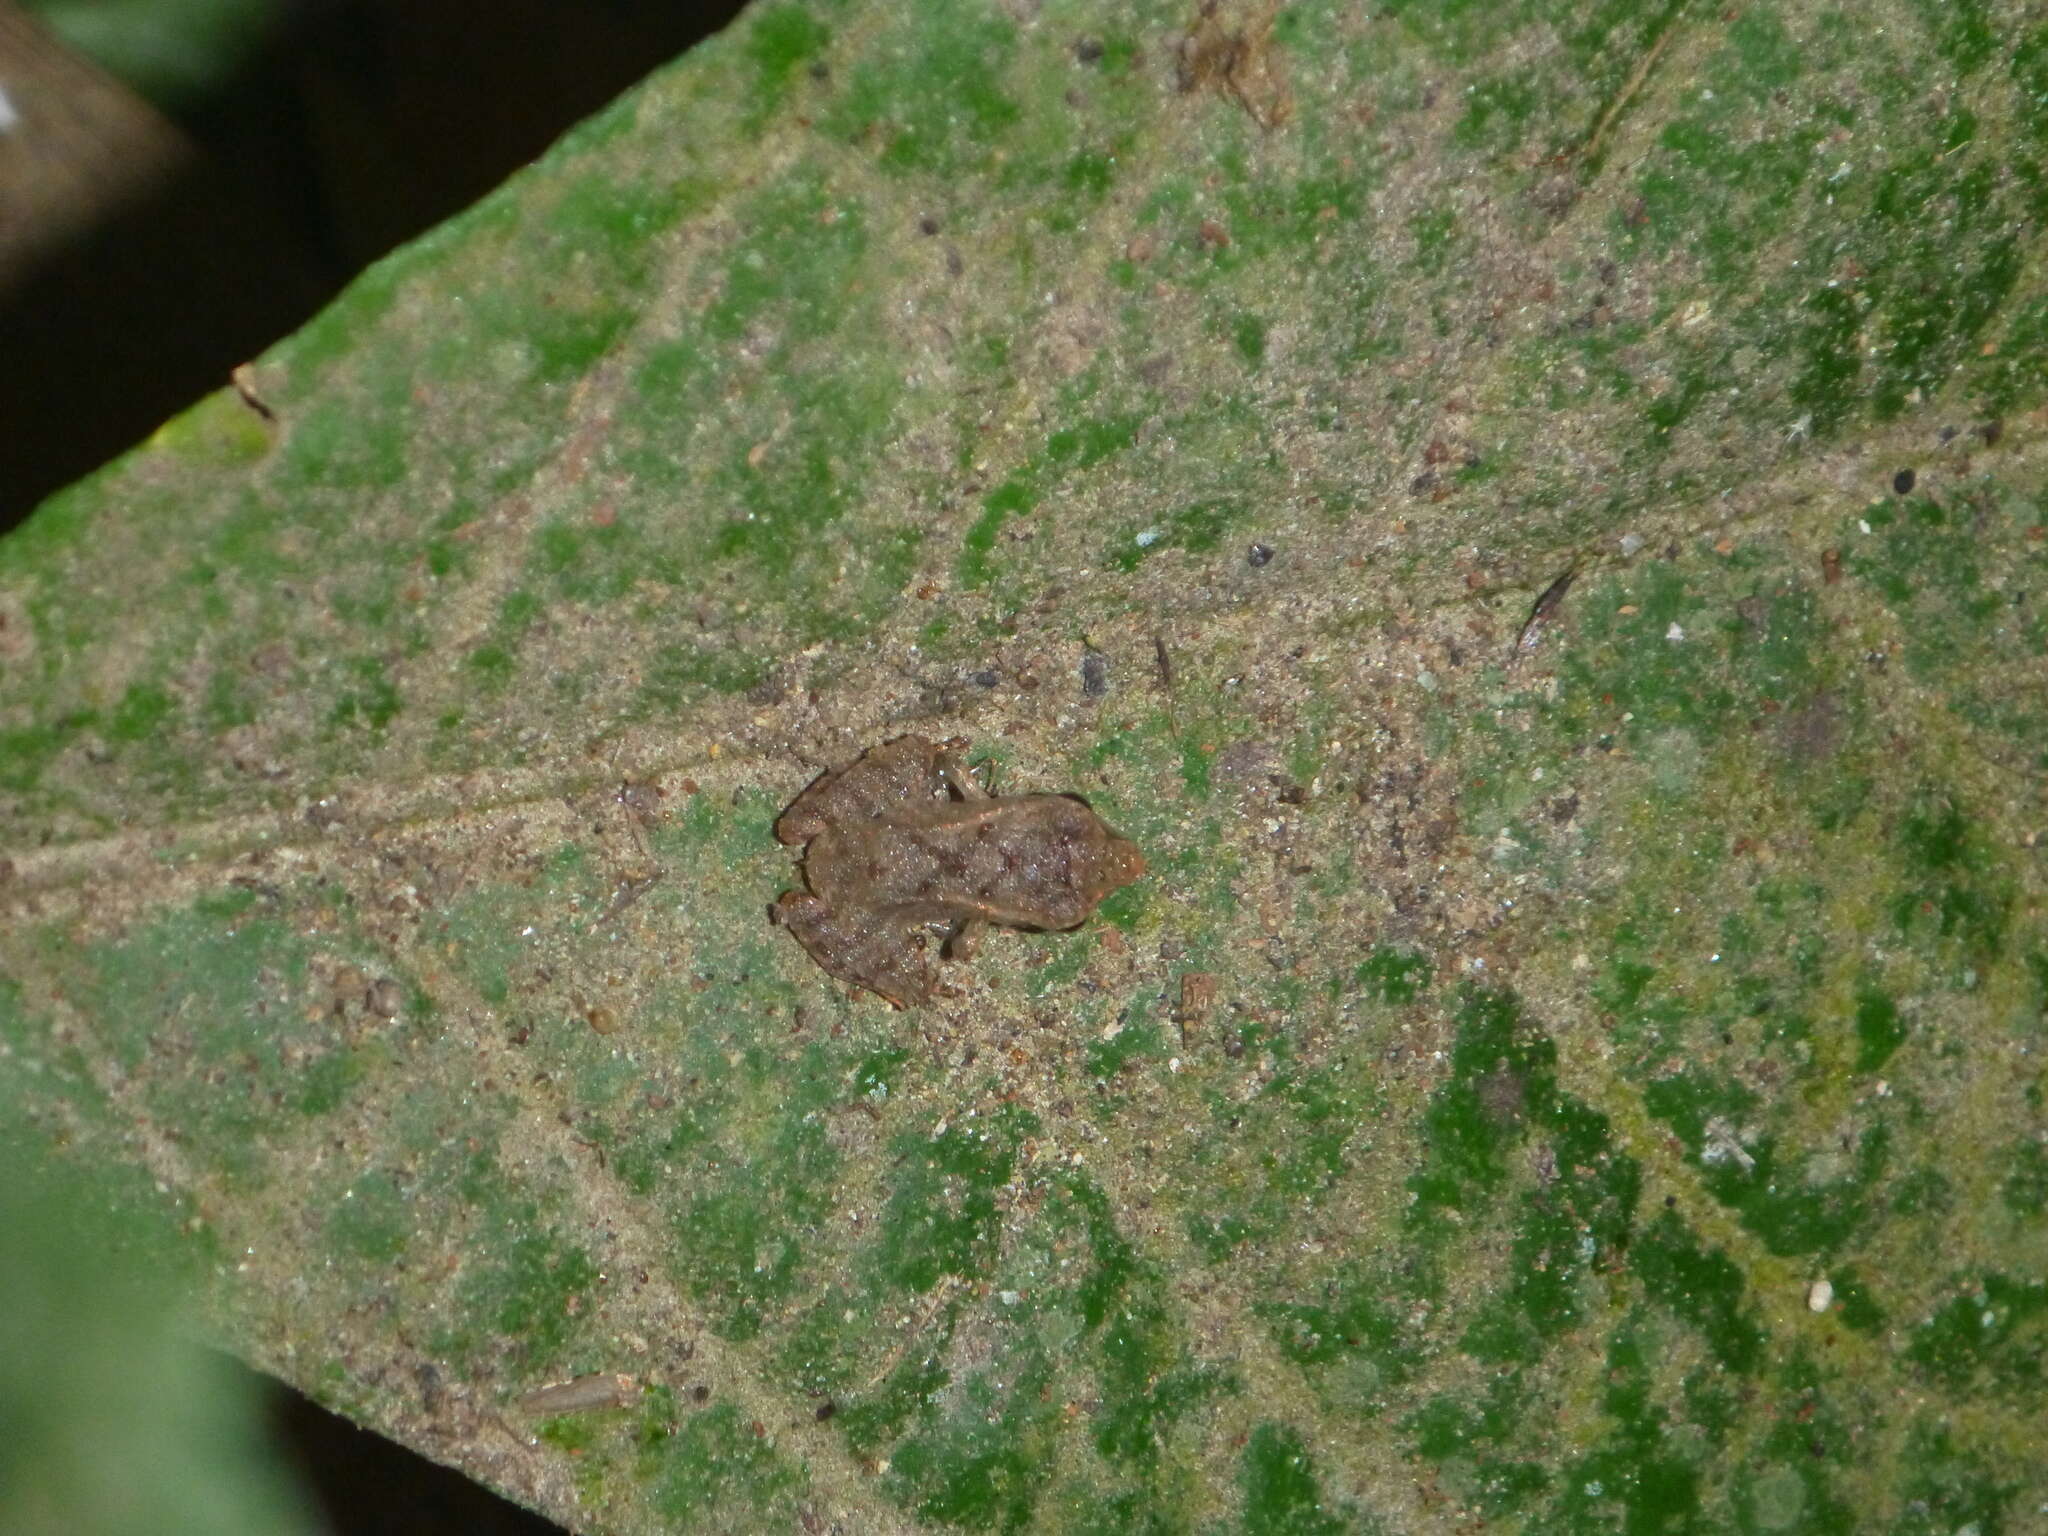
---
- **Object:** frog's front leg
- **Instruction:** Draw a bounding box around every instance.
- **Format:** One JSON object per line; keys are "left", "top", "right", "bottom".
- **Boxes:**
{"left": 935, "top": 739, "right": 992, "bottom": 802}
{"left": 773, "top": 891, "right": 934, "bottom": 1007}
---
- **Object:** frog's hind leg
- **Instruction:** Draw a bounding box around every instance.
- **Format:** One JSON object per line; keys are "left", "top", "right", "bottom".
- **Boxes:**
{"left": 773, "top": 891, "right": 934, "bottom": 1008}
{"left": 775, "top": 735, "right": 946, "bottom": 845}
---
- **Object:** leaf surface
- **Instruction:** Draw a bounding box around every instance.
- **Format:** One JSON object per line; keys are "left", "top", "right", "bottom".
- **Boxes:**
{"left": 5, "top": 1, "right": 2047, "bottom": 1530}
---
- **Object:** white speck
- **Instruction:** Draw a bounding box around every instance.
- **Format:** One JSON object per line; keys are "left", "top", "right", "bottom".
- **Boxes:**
{"left": 999, "top": 1290, "right": 1021, "bottom": 1306}
{"left": 1982, "top": 1310, "right": 1998, "bottom": 1329}
{"left": 1858, "top": 519, "right": 1872, "bottom": 534}
{"left": 1619, "top": 533, "right": 1644, "bottom": 556}
{"left": 1135, "top": 528, "right": 1162, "bottom": 547}
{"left": 1168, "top": 1056, "right": 1183, "bottom": 1073}
{"left": 1875, "top": 1080, "right": 1891, "bottom": 1097}
{"left": 1416, "top": 668, "right": 1439, "bottom": 692}
{"left": 1665, "top": 622, "right": 1686, "bottom": 642}
{"left": 1585, "top": 1481, "right": 1604, "bottom": 1497}
{"left": 1829, "top": 161, "right": 1854, "bottom": 182}
{"left": 1702, "top": 1116, "right": 1757, "bottom": 1173}
{"left": 1808, "top": 1278, "right": 1834, "bottom": 1313}
{"left": 0, "top": 86, "right": 17, "bottom": 135}
{"left": 1529, "top": 766, "right": 1544, "bottom": 781}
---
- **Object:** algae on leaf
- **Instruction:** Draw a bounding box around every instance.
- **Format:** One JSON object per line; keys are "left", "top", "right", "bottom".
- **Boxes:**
{"left": 4, "top": 0, "right": 2047, "bottom": 1531}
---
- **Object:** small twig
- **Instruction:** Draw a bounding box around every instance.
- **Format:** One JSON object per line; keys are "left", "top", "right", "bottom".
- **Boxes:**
{"left": 862, "top": 1275, "right": 959, "bottom": 1390}
{"left": 599, "top": 872, "right": 662, "bottom": 926}
{"left": 1581, "top": 2, "right": 1689, "bottom": 166}
{"left": 1511, "top": 562, "right": 1583, "bottom": 663}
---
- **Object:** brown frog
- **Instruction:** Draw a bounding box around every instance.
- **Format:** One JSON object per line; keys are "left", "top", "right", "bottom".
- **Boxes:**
{"left": 772, "top": 735, "right": 1145, "bottom": 1007}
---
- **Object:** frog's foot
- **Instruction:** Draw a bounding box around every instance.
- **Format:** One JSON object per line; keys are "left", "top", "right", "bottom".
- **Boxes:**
{"left": 940, "top": 917, "right": 985, "bottom": 962}
{"left": 773, "top": 890, "right": 934, "bottom": 1007}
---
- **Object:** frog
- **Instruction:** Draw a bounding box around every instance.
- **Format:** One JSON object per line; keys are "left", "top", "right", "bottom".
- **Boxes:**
{"left": 771, "top": 735, "right": 1145, "bottom": 1007}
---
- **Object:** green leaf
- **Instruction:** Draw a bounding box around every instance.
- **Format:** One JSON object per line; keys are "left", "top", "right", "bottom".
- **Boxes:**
{"left": 6, "top": 1, "right": 2048, "bottom": 1531}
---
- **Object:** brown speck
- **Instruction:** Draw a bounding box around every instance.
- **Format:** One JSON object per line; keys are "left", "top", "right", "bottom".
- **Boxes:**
{"left": 815, "top": 1400, "right": 837, "bottom": 1421}
{"left": 586, "top": 1006, "right": 619, "bottom": 1036}
{"left": 1126, "top": 232, "right": 1157, "bottom": 264}
{"left": 1176, "top": 0, "right": 1292, "bottom": 127}
{"left": 1198, "top": 218, "right": 1230, "bottom": 250}
{"left": 516, "top": 1373, "right": 638, "bottom": 1415}
{"left": 1223, "top": 1032, "right": 1246, "bottom": 1060}
{"left": 1821, "top": 548, "right": 1842, "bottom": 585}
{"left": 1178, "top": 972, "right": 1218, "bottom": 1023}
{"left": 918, "top": 214, "right": 940, "bottom": 236}
{"left": 1776, "top": 691, "right": 1841, "bottom": 763}
{"left": 748, "top": 440, "right": 771, "bottom": 468}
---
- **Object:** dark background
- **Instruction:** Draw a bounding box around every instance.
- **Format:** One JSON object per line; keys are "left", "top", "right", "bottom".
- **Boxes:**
{"left": 3, "top": 4, "right": 744, "bottom": 1529}
{"left": 2, "top": 0, "right": 746, "bottom": 536}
